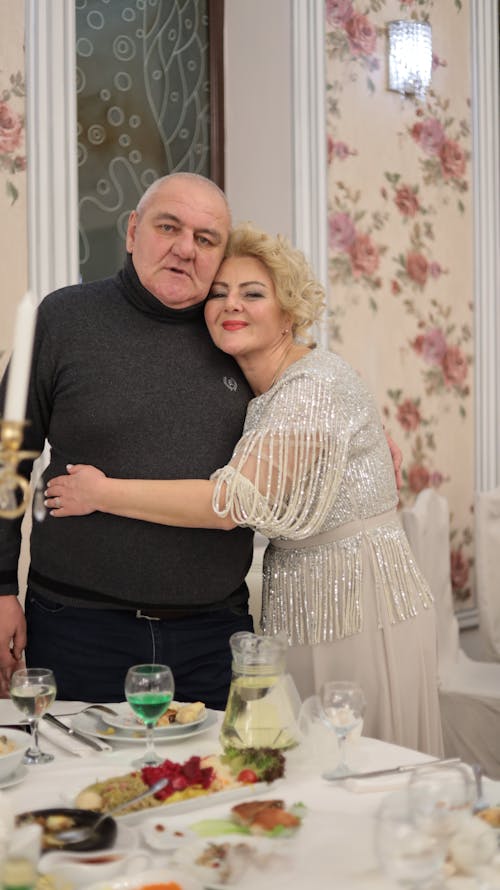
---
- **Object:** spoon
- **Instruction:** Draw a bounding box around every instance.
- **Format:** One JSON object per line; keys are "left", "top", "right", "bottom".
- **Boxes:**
{"left": 55, "top": 777, "right": 169, "bottom": 844}
{"left": 472, "top": 763, "right": 489, "bottom": 813}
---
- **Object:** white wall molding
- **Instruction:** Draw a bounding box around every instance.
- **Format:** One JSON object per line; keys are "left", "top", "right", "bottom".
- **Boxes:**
{"left": 291, "top": 0, "right": 329, "bottom": 347}
{"left": 25, "top": 0, "right": 79, "bottom": 300}
{"left": 471, "top": 0, "right": 500, "bottom": 492}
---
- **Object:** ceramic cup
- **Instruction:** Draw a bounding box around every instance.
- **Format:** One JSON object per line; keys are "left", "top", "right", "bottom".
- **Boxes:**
{"left": 38, "top": 847, "right": 151, "bottom": 888}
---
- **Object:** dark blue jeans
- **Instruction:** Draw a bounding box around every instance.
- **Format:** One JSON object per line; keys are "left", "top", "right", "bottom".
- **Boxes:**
{"left": 24, "top": 590, "right": 253, "bottom": 710}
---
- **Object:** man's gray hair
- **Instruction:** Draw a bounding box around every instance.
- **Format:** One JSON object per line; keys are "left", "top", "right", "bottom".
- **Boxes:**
{"left": 136, "top": 172, "right": 231, "bottom": 223}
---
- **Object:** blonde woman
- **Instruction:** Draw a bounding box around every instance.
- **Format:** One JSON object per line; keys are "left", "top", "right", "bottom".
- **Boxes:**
{"left": 46, "top": 224, "right": 443, "bottom": 756}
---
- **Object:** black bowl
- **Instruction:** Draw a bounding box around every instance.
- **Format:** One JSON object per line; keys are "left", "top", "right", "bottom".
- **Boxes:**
{"left": 15, "top": 807, "right": 117, "bottom": 853}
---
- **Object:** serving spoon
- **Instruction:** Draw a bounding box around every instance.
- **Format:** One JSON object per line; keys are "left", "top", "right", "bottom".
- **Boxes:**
{"left": 55, "top": 777, "right": 169, "bottom": 844}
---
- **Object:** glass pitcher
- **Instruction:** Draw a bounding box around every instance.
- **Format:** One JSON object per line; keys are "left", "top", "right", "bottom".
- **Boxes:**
{"left": 220, "top": 631, "right": 301, "bottom": 750}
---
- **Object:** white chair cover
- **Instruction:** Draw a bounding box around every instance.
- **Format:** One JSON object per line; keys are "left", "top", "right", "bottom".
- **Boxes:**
{"left": 401, "top": 488, "right": 459, "bottom": 683}
{"left": 475, "top": 486, "right": 500, "bottom": 659}
{"left": 401, "top": 488, "right": 500, "bottom": 778}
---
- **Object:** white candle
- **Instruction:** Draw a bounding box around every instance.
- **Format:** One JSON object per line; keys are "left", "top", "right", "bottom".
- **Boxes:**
{"left": 4, "top": 290, "right": 38, "bottom": 422}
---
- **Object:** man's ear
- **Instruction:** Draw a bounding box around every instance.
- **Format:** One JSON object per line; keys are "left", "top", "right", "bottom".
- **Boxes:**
{"left": 125, "top": 211, "right": 137, "bottom": 253}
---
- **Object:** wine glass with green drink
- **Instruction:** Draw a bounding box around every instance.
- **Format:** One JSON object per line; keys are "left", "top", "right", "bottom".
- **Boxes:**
{"left": 125, "top": 664, "right": 174, "bottom": 767}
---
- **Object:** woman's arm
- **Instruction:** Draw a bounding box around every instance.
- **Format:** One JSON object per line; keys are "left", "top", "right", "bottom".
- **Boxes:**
{"left": 44, "top": 464, "right": 236, "bottom": 529}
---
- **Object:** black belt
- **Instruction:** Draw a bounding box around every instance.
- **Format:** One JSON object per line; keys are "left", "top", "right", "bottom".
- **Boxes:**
{"left": 135, "top": 608, "right": 197, "bottom": 621}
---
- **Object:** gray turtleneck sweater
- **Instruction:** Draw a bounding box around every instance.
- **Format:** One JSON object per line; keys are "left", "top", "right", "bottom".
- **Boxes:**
{"left": 0, "top": 255, "right": 254, "bottom": 610}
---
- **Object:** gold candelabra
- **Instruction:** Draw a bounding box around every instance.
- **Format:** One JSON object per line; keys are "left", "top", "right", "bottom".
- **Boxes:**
{"left": 0, "top": 419, "right": 41, "bottom": 519}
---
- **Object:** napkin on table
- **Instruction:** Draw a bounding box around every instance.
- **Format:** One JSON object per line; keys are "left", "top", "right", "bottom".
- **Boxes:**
{"left": 38, "top": 717, "right": 112, "bottom": 756}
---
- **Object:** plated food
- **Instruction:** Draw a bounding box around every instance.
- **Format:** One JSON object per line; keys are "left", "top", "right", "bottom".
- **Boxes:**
{"left": 172, "top": 836, "right": 288, "bottom": 888}
{"left": 70, "top": 706, "right": 217, "bottom": 745}
{"left": 220, "top": 747, "right": 286, "bottom": 785}
{"left": 190, "top": 798, "right": 305, "bottom": 841}
{"left": 0, "top": 727, "right": 29, "bottom": 782}
{"left": 477, "top": 806, "right": 500, "bottom": 829}
{"left": 74, "top": 749, "right": 287, "bottom": 823}
{"left": 75, "top": 755, "right": 244, "bottom": 816}
{"left": 231, "top": 799, "right": 302, "bottom": 834}
{"left": 101, "top": 701, "right": 206, "bottom": 733}
{"left": 0, "top": 735, "right": 17, "bottom": 755}
{"left": 76, "top": 866, "right": 200, "bottom": 890}
{"left": 15, "top": 808, "right": 117, "bottom": 853}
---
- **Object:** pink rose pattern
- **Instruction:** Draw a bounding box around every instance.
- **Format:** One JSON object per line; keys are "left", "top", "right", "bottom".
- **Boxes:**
{"left": 328, "top": 182, "right": 387, "bottom": 300}
{"left": 325, "top": 1, "right": 380, "bottom": 99}
{"left": 327, "top": 135, "right": 357, "bottom": 165}
{"left": 326, "top": 0, "right": 473, "bottom": 605}
{"left": 0, "top": 70, "right": 26, "bottom": 205}
{"left": 409, "top": 96, "right": 470, "bottom": 211}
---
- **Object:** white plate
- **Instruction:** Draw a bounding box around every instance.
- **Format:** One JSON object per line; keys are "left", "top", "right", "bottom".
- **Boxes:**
{"left": 80, "top": 865, "right": 201, "bottom": 890}
{"left": 0, "top": 764, "right": 28, "bottom": 790}
{"left": 140, "top": 815, "right": 198, "bottom": 851}
{"left": 71, "top": 709, "right": 217, "bottom": 744}
{"left": 171, "top": 836, "right": 289, "bottom": 889}
{"left": 119, "top": 782, "right": 273, "bottom": 826}
{"left": 100, "top": 702, "right": 207, "bottom": 734}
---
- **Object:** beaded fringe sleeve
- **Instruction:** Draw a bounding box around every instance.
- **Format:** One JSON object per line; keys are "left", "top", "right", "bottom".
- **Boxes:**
{"left": 211, "top": 350, "right": 433, "bottom": 645}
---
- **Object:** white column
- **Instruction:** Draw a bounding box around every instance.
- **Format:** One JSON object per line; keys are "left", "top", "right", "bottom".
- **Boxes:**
{"left": 25, "top": 0, "right": 79, "bottom": 298}
{"left": 291, "top": 0, "right": 328, "bottom": 347}
{"left": 471, "top": 0, "right": 500, "bottom": 492}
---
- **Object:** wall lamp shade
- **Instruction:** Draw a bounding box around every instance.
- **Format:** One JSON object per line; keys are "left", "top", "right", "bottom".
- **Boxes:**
{"left": 388, "top": 20, "right": 432, "bottom": 98}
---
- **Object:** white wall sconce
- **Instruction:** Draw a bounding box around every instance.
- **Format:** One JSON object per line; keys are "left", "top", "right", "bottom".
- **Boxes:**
{"left": 387, "top": 20, "right": 433, "bottom": 99}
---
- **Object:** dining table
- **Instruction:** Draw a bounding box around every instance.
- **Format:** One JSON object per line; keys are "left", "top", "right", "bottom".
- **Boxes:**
{"left": 1, "top": 698, "right": 499, "bottom": 890}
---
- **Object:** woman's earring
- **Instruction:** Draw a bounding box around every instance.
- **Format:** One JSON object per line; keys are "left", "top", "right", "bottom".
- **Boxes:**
{"left": 281, "top": 328, "right": 289, "bottom": 335}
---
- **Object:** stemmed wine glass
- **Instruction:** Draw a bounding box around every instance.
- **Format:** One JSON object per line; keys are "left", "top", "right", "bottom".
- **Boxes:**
{"left": 319, "top": 679, "right": 366, "bottom": 779}
{"left": 125, "top": 663, "right": 174, "bottom": 768}
{"left": 9, "top": 667, "right": 57, "bottom": 764}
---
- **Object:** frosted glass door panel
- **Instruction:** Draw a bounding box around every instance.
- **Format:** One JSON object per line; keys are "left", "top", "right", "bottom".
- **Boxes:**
{"left": 76, "top": 0, "right": 213, "bottom": 281}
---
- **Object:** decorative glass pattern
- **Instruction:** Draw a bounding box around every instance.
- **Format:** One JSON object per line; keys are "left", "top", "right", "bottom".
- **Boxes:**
{"left": 75, "top": 0, "right": 212, "bottom": 281}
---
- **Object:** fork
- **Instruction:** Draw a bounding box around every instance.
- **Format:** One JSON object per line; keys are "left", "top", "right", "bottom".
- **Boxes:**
{"left": 58, "top": 704, "right": 119, "bottom": 718}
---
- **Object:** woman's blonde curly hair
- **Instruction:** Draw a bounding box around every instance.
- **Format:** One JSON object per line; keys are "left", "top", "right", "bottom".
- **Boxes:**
{"left": 223, "top": 223, "right": 325, "bottom": 344}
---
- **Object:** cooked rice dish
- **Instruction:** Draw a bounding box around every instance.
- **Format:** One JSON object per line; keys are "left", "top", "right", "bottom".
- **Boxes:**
{"left": 75, "top": 755, "right": 240, "bottom": 815}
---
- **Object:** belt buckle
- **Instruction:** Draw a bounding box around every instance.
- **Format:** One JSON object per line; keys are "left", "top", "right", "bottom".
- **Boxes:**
{"left": 136, "top": 609, "right": 160, "bottom": 621}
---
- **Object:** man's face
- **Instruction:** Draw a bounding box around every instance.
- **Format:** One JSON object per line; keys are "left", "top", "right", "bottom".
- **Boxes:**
{"left": 126, "top": 178, "right": 231, "bottom": 309}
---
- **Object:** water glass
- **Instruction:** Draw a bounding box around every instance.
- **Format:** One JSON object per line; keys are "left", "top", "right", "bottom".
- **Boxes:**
{"left": 375, "top": 789, "right": 447, "bottom": 888}
{"left": 9, "top": 668, "right": 57, "bottom": 764}
{"left": 408, "top": 762, "right": 475, "bottom": 839}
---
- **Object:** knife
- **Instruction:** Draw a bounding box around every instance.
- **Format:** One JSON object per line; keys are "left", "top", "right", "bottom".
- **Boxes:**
{"left": 43, "top": 712, "right": 109, "bottom": 751}
{"left": 323, "top": 756, "right": 461, "bottom": 782}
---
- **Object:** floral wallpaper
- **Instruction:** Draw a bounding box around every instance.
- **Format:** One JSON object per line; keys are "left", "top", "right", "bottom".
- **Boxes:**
{"left": 0, "top": 1, "right": 27, "bottom": 378}
{"left": 0, "top": 70, "right": 26, "bottom": 206}
{"left": 324, "top": 0, "right": 475, "bottom": 607}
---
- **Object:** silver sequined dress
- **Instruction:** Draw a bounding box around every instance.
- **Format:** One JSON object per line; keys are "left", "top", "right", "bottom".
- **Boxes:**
{"left": 211, "top": 348, "right": 444, "bottom": 755}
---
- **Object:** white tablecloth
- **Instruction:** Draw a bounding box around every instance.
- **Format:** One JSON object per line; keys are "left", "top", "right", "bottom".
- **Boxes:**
{"left": 1, "top": 700, "right": 499, "bottom": 889}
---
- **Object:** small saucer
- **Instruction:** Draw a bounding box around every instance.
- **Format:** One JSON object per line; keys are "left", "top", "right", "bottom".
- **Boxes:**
{"left": 141, "top": 815, "right": 197, "bottom": 851}
{"left": 0, "top": 764, "right": 28, "bottom": 790}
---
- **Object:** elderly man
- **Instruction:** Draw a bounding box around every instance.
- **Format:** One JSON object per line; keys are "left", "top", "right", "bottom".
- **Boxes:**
{"left": 0, "top": 173, "right": 254, "bottom": 708}
{"left": 0, "top": 172, "right": 402, "bottom": 707}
